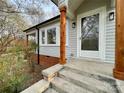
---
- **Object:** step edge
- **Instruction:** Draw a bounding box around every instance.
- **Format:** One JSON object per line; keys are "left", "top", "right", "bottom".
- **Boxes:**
{"left": 59, "top": 70, "right": 109, "bottom": 93}
{"left": 64, "top": 65, "right": 116, "bottom": 82}
{"left": 51, "top": 77, "right": 93, "bottom": 93}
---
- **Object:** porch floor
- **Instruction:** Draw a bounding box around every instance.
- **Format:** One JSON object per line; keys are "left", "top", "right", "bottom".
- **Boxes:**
{"left": 67, "top": 58, "right": 114, "bottom": 78}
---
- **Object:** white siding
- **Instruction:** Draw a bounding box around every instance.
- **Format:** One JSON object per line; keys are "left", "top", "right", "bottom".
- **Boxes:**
{"left": 39, "top": 46, "right": 59, "bottom": 57}
{"left": 39, "top": 20, "right": 71, "bottom": 59}
{"left": 105, "top": 10, "right": 115, "bottom": 63}
{"left": 69, "top": 20, "right": 77, "bottom": 58}
{"left": 39, "top": 46, "right": 70, "bottom": 58}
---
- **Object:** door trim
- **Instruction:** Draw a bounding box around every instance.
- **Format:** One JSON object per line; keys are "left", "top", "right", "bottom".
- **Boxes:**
{"left": 77, "top": 6, "right": 106, "bottom": 61}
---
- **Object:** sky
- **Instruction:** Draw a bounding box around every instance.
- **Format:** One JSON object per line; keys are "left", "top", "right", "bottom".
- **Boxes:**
{"left": 7, "top": 0, "right": 59, "bottom": 27}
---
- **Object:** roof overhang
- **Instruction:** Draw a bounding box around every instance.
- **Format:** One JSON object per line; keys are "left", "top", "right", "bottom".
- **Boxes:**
{"left": 51, "top": 0, "right": 116, "bottom": 19}
{"left": 51, "top": 0, "right": 85, "bottom": 19}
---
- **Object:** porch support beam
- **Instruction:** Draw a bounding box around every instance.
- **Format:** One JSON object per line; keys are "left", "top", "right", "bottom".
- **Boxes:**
{"left": 113, "top": 0, "right": 124, "bottom": 80}
{"left": 59, "top": 6, "right": 66, "bottom": 65}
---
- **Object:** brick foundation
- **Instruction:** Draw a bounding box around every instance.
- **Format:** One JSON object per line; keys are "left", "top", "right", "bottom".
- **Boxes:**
{"left": 31, "top": 54, "right": 59, "bottom": 69}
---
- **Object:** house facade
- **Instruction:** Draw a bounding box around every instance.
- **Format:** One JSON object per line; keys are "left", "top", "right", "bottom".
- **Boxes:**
{"left": 24, "top": 0, "right": 124, "bottom": 80}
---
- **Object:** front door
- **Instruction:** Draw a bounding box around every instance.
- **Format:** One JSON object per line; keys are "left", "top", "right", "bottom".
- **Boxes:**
{"left": 78, "top": 7, "right": 106, "bottom": 59}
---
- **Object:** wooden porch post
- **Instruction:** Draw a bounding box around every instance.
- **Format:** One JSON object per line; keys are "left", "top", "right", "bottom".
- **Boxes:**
{"left": 113, "top": 0, "right": 124, "bottom": 80}
{"left": 59, "top": 6, "right": 66, "bottom": 65}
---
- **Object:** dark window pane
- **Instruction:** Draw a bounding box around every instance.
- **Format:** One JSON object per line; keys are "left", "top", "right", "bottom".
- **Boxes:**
{"left": 81, "top": 14, "right": 99, "bottom": 51}
{"left": 47, "top": 28, "right": 56, "bottom": 44}
{"left": 42, "top": 31, "right": 45, "bottom": 44}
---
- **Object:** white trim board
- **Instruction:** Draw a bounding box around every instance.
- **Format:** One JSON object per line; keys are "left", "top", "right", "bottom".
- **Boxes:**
{"left": 77, "top": 6, "right": 106, "bottom": 61}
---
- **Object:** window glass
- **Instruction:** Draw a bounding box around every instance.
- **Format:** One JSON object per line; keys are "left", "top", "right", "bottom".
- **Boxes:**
{"left": 41, "top": 31, "right": 45, "bottom": 44}
{"left": 47, "top": 28, "right": 56, "bottom": 44}
{"left": 81, "top": 14, "right": 99, "bottom": 51}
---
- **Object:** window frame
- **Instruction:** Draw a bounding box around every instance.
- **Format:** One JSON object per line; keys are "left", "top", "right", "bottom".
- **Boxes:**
{"left": 26, "top": 31, "right": 37, "bottom": 43}
{"left": 40, "top": 24, "right": 60, "bottom": 46}
{"left": 47, "top": 27, "right": 57, "bottom": 44}
{"left": 41, "top": 30, "right": 46, "bottom": 44}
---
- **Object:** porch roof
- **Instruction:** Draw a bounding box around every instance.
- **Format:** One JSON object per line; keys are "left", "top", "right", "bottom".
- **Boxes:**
{"left": 51, "top": 0, "right": 85, "bottom": 18}
{"left": 51, "top": 0, "right": 84, "bottom": 11}
{"left": 51, "top": 0, "right": 115, "bottom": 19}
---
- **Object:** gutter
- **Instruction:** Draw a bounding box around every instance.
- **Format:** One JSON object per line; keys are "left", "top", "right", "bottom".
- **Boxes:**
{"left": 51, "top": 0, "right": 58, "bottom": 6}
{"left": 36, "top": 27, "right": 40, "bottom": 64}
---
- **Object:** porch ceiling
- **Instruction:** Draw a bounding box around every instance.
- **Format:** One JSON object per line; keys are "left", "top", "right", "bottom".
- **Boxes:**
{"left": 52, "top": 0, "right": 85, "bottom": 18}
{"left": 52, "top": 0, "right": 115, "bottom": 19}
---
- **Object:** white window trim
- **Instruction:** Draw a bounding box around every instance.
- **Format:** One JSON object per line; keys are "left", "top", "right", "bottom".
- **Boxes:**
{"left": 40, "top": 24, "right": 60, "bottom": 46}
{"left": 77, "top": 6, "right": 106, "bottom": 61}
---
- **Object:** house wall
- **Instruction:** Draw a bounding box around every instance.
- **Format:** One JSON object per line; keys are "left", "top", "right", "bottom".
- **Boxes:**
{"left": 69, "top": 19, "right": 77, "bottom": 58}
{"left": 105, "top": 9, "right": 115, "bottom": 63}
{"left": 26, "top": 28, "right": 61, "bottom": 68}
{"left": 38, "top": 19, "right": 71, "bottom": 60}
{"left": 69, "top": 0, "right": 115, "bottom": 63}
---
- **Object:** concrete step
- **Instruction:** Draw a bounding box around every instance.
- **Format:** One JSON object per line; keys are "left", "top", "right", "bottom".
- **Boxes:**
{"left": 64, "top": 64, "right": 116, "bottom": 84}
{"left": 51, "top": 77, "right": 93, "bottom": 93}
{"left": 20, "top": 80, "right": 49, "bottom": 93}
{"left": 43, "top": 88, "right": 59, "bottom": 93}
{"left": 59, "top": 69, "right": 116, "bottom": 93}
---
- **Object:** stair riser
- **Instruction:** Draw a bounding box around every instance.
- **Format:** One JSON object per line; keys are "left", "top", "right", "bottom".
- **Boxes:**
{"left": 51, "top": 83, "right": 67, "bottom": 93}
{"left": 64, "top": 66, "right": 115, "bottom": 84}
{"left": 59, "top": 73, "right": 108, "bottom": 93}
{"left": 43, "top": 88, "right": 59, "bottom": 93}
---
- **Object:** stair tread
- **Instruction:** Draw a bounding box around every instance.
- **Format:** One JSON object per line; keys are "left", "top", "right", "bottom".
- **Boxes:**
{"left": 64, "top": 62, "right": 114, "bottom": 80}
{"left": 44, "top": 88, "right": 59, "bottom": 93}
{"left": 59, "top": 69, "right": 114, "bottom": 93}
{"left": 52, "top": 77, "right": 93, "bottom": 93}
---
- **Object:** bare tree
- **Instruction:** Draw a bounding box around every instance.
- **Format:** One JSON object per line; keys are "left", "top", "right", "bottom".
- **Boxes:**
{"left": 0, "top": 0, "right": 59, "bottom": 55}
{"left": 0, "top": 15, "right": 19, "bottom": 55}
{"left": 0, "top": 0, "right": 59, "bottom": 25}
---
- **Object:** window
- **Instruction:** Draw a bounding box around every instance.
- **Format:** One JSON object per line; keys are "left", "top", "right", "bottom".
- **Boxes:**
{"left": 41, "top": 31, "right": 45, "bottom": 44}
{"left": 28, "top": 33, "right": 36, "bottom": 42}
{"left": 47, "top": 28, "right": 56, "bottom": 44}
{"left": 40, "top": 26, "right": 59, "bottom": 46}
{"left": 81, "top": 14, "right": 99, "bottom": 51}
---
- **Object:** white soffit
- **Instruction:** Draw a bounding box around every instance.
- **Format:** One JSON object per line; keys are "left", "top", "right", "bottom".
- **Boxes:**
{"left": 52, "top": 0, "right": 84, "bottom": 11}
{"left": 52, "top": 0, "right": 85, "bottom": 19}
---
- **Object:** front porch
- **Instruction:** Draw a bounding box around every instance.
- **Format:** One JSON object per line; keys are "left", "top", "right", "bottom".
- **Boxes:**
{"left": 24, "top": 0, "right": 124, "bottom": 80}
{"left": 21, "top": 59, "right": 124, "bottom": 93}
{"left": 53, "top": 0, "right": 124, "bottom": 80}
{"left": 21, "top": 0, "right": 124, "bottom": 92}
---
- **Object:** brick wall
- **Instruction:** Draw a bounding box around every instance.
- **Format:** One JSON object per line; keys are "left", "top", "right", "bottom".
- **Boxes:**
{"left": 31, "top": 54, "right": 59, "bottom": 69}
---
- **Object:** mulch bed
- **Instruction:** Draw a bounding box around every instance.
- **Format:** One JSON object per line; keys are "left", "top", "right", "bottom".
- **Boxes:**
{"left": 21, "top": 63, "right": 45, "bottom": 91}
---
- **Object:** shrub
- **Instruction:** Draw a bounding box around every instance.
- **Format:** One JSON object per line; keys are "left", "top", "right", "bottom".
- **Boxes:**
{"left": 0, "top": 47, "right": 29, "bottom": 93}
